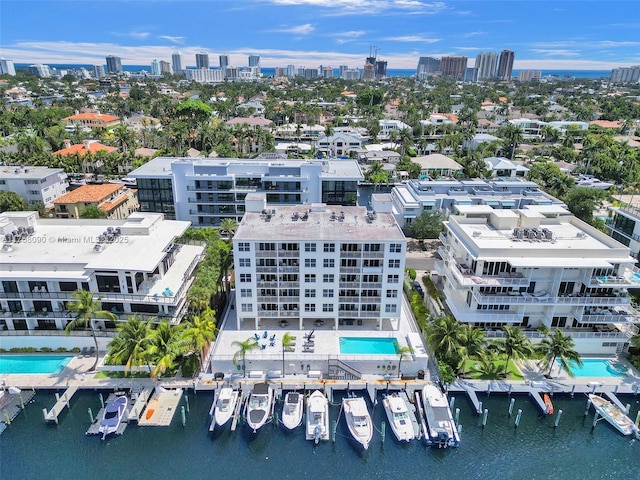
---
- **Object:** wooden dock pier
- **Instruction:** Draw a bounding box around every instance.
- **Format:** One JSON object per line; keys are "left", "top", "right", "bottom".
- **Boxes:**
{"left": 43, "top": 386, "right": 78, "bottom": 424}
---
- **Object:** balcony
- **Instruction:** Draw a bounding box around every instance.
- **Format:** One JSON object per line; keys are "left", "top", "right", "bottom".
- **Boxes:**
{"left": 277, "top": 250, "right": 300, "bottom": 257}
{"left": 279, "top": 266, "right": 299, "bottom": 273}
{"left": 472, "top": 290, "right": 630, "bottom": 307}
{"left": 256, "top": 266, "right": 277, "bottom": 273}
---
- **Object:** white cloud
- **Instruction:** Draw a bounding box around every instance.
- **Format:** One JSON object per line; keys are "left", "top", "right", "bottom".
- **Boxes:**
{"left": 271, "top": 23, "right": 315, "bottom": 35}
{"left": 158, "top": 35, "right": 185, "bottom": 44}
{"left": 111, "top": 31, "right": 151, "bottom": 39}
{"left": 382, "top": 35, "right": 440, "bottom": 43}
{"left": 260, "top": 0, "right": 446, "bottom": 16}
{"left": 530, "top": 49, "right": 580, "bottom": 57}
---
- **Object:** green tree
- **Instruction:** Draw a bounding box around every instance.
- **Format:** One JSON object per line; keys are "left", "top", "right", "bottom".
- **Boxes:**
{"left": 537, "top": 328, "right": 582, "bottom": 377}
{"left": 182, "top": 307, "right": 217, "bottom": 371}
{"left": 426, "top": 315, "right": 464, "bottom": 367}
{"left": 219, "top": 217, "right": 238, "bottom": 242}
{"left": 0, "top": 191, "right": 28, "bottom": 212}
{"left": 458, "top": 324, "right": 486, "bottom": 375}
{"left": 146, "top": 321, "right": 187, "bottom": 378}
{"left": 565, "top": 187, "right": 607, "bottom": 222}
{"left": 80, "top": 205, "right": 108, "bottom": 219}
{"left": 281, "top": 332, "right": 295, "bottom": 375}
{"left": 499, "top": 124, "right": 524, "bottom": 160}
{"left": 409, "top": 210, "right": 443, "bottom": 242}
{"left": 65, "top": 290, "right": 117, "bottom": 371}
{"left": 106, "top": 315, "right": 152, "bottom": 375}
{"left": 631, "top": 333, "right": 640, "bottom": 349}
{"left": 499, "top": 326, "right": 534, "bottom": 376}
{"left": 232, "top": 338, "right": 260, "bottom": 377}
{"left": 472, "top": 352, "right": 503, "bottom": 380}
{"left": 396, "top": 345, "right": 413, "bottom": 378}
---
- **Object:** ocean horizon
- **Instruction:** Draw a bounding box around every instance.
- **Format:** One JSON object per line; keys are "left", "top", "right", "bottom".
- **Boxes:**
{"left": 15, "top": 64, "right": 612, "bottom": 79}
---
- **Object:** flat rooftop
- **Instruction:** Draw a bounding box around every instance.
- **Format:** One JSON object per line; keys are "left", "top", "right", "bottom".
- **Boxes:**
{"left": 237, "top": 205, "right": 405, "bottom": 242}
{"left": 0, "top": 166, "right": 64, "bottom": 179}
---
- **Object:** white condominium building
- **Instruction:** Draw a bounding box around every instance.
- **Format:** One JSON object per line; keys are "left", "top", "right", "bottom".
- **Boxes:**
{"left": 233, "top": 195, "right": 406, "bottom": 331}
{"left": 0, "top": 165, "right": 69, "bottom": 208}
{"left": 0, "top": 211, "right": 204, "bottom": 333}
{"left": 435, "top": 205, "right": 639, "bottom": 354}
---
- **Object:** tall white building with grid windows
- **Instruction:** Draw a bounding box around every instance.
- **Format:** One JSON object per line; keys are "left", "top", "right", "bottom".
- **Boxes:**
{"left": 233, "top": 195, "right": 406, "bottom": 331}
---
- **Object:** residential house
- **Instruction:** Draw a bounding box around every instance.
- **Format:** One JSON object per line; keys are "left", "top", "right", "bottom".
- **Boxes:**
{"left": 52, "top": 183, "right": 138, "bottom": 219}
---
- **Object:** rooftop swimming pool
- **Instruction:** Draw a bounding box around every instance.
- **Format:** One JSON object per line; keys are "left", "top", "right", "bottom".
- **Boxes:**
{"left": 557, "top": 358, "right": 628, "bottom": 378}
{"left": 339, "top": 337, "right": 399, "bottom": 355}
{"left": 0, "top": 355, "right": 73, "bottom": 374}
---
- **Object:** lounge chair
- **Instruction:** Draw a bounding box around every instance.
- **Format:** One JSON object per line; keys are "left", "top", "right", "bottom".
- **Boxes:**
{"left": 79, "top": 347, "right": 88, "bottom": 357}
{"left": 254, "top": 333, "right": 260, "bottom": 342}
{"left": 269, "top": 334, "right": 276, "bottom": 341}
{"left": 269, "top": 341, "right": 275, "bottom": 347}
{"left": 263, "top": 330, "right": 268, "bottom": 339}
{"left": 87, "top": 346, "right": 96, "bottom": 357}
{"left": 261, "top": 344, "right": 266, "bottom": 350}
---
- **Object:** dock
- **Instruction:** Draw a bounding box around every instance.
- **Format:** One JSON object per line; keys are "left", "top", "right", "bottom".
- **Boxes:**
{"left": 86, "top": 393, "right": 132, "bottom": 437}
{"left": 230, "top": 389, "right": 247, "bottom": 431}
{"left": 138, "top": 387, "right": 183, "bottom": 426}
{"left": 208, "top": 389, "right": 220, "bottom": 432}
{"left": 0, "top": 387, "right": 36, "bottom": 431}
{"left": 603, "top": 391, "right": 628, "bottom": 412}
{"left": 43, "top": 386, "right": 78, "bottom": 424}
{"left": 399, "top": 390, "right": 421, "bottom": 439}
{"left": 127, "top": 386, "right": 152, "bottom": 422}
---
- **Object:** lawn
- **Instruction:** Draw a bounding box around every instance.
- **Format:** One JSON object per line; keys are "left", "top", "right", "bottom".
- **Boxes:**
{"left": 462, "top": 359, "right": 524, "bottom": 380}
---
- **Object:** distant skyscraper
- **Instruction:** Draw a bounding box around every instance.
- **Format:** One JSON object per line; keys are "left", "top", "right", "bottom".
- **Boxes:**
{"left": 105, "top": 55, "right": 122, "bottom": 74}
{"left": 195, "top": 52, "right": 210, "bottom": 69}
{"left": 27, "top": 64, "right": 51, "bottom": 77}
{"left": 375, "top": 60, "right": 387, "bottom": 78}
{"left": 150, "top": 59, "right": 160, "bottom": 76}
{"left": 497, "top": 49, "right": 515, "bottom": 80}
{"left": 463, "top": 67, "right": 478, "bottom": 83}
{"left": 518, "top": 70, "right": 542, "bottom": 82}
{"left": 475, "top": 52, "right": 498, "bottom": 81}
{"left": 287, "top": 64, "right": 296, "bottom": 77}
{"left": 172, "top": 52, "right": 184, "bottom": 75}
{"left": 0, "top": 58, "right": 16, "bottom": 76}
{"left": 362, "top": 62, "right": 375, "bottom": 81}
{"left": 93, "top": 65, "right": 105, "bottom": 78}
{"left": 416, "top": 56, "right": 440, "bottom": 80}
{"left": 440, "top": 56, "right": 468, "bottom": 79}
{"left": 248, "top": 55, "right": 260, "bottom": 67}
{"left": 610, "top": 66, "right": 640, "bottom": 83}
{"left": 159, "top": 60, "right": 171, "bottom": 75}
{"left": 219, "top": 55, "right": 229, "bottom": 69}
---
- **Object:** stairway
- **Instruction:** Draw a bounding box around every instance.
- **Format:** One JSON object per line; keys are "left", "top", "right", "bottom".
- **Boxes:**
{"left": 327, "top": 359, "right": 361, "bottom": 380}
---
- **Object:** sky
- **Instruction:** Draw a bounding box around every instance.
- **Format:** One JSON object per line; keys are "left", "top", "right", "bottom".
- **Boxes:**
{"left": 1, "top": 0, "right": 639, "bottom": 71}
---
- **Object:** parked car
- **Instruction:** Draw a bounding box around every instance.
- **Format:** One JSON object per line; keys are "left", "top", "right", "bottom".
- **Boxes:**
{"left": 411, "top": 281, "right": 424, "bottom": 297}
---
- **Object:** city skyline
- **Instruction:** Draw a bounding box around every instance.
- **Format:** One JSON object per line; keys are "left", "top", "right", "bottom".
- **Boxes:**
{"left": 1, "top": 1, "right": 639, "bottom": 70}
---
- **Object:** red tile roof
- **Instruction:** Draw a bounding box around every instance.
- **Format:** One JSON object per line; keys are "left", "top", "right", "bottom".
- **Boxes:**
{"left": 63, "top": 112, "right": 119, "bottom": 123}
{"left": 53, "top": 141, "right": 118, "bottom": 156}
{"left": 53, "top": 184, "right": 123, "bottom": 204}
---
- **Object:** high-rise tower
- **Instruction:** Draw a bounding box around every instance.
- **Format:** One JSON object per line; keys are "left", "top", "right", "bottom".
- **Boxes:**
{"left": 172, "top": 52, "right": 184, "bottom": 75}
{"left": 440, "top": 56, "right": 468, "bottom": 79}
{"left": 105, "top": 55, "right": 122, "bottom": 74}
{"left": 219, "top": 54, "right": 229, "bottom": 69}
{"left": 475, "top": 52, "right": 498, "bottom": 81}
{"left": 497, "top": 49, "right": 515, "bottom": 80}
{"left": 195, "top": 52, "right": 210, "bottom": 69}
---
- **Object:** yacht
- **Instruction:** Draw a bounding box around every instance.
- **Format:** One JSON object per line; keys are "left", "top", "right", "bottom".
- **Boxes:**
{"left": 213, "top": 387, "right": 239, "bottom": 427}
{"left": 342, "top": 396, "right": 373, "bottom": 450}
{"left": 245, "top": 383, "right": 273, "bottom": 433}
{"left": 589, "top": 394, "right": 639, "bottom": 437}
{"left": 99, "top": 395, "right": 128, "bottom": 440}
{"left": 421, "top": 384, "right": 460, "bottom": 448}
{"left": 575, "top": 175, "right": 613, "bottom": 190}
{"left": 281, "top": 392, "right": 304, "bottom": 430}
{"left": 305, "top": 390, "right": 330, "bottom": 443}
{"left": 382, "top": 392, "right": 418, "bottom": 442}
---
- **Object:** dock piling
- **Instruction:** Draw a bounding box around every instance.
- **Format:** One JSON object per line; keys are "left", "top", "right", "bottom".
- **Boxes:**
{"left": 185, "top": 395, "right": 190, "bottom": 413}
{"left": 455, "top": 408, "right": 460, "bottom": 426}
{"left": 477, "top": 401, "right": 483, "bottom": 415}
{"left": 554, "top": 409, "right": 562, "bottom": 428}
{"left": 99, "top": 393, "right": 104, "bottom": 409}
{"left": 381, "top": 421, "right": 386, "bottom": 444}
{"left": 331, "top": 420, "right": 337, "bottom": 443}
{"left": 508, "top": 398, "right": 515, "bottom": 417}
{"left": 625, "top": 404, "right": 630, "bottom": 414}
{"left": 592, "top": 412, "right": 599, "bottom": 428}
{"left": 514, "top": 409, "right": 522, "bottom": 429}
{"left": 88, "top": 408, "right": 94, "bottom": 424}
{"left": 570, "top": 385, "right": 576, "bottom": 398}
{"left": 449, "top": 396, "right": 455, "bottom": 411}
{"left": 181, "top": 406, "right": 186, "bottom": 427}
{"left": 584, "top": 399, "right": 591, "bottom": 417}
{"left": 635, "top": 411, "right": 640, "bottom": 428}
{"left": 481, "top": 409, "right": 488, "bottom": 428}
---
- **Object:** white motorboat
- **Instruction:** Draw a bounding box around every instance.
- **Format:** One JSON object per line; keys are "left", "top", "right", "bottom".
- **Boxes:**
{"left": 245, "top": 383, "right": 273, "bottom": 433}
{"left": 342, "top": 396, "right": 373, "bottom": 450}
{"left": 214, "top": 387, "right": 239, "bottom": 427}
{"left": 382, "top": 393, "right": 417, "bottom": 442}
{"left": 306, "top": 390, "right": 330, "bottom": 443}
{"left": 99, "top": 395, "right": 127, "bottom": 440}
{"left": 589, "top": 394, "right": 639, "bottom": 437}
{"left": 575, "top": 175, "right": 613, "bottom": 190}
{"left": 421, "top": 384, "right": 459, "bottom": 447}
{"left": 281, "top": 392, "right": 304, "bottom": 430}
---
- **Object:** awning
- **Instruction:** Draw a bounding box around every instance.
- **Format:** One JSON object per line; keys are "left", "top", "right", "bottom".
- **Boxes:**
{"left": 485, "top": 201, "right": 500, "bottom": 206}
{"left": 422, "top": 201, "right": 435, "bottom": 206}
{"left": 501, "top": 201, "right": 516, "bottom": 206}
{"left": 455, "top": 200, "right": 472, "bottom": 205}
{"left": 483, "top": 257, "right": 613, "bottom": 268}
{"left": 404, "top": 215, "right": 417, "bottom": 219}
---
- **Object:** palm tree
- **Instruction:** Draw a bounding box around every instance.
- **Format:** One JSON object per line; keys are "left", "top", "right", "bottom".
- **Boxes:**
{"left": 281, "top": 332, "right": 295, "bottom": 375}
{"left": 65, "top": 290, "right": 117, "bottom": 371}
{"left": 425, "top": 315, "right": 464, "bottom": 365}
{"left": 106, "top": 315, "right": 153, "bottom": 375}
{"left": 182, "top": 307, "right": 217, "bottom": 372}
{"left": 232, "top": 338, "right": 260, "bottom": 377}
{"left": 458, "top": 324, "right": 486, "bottom": 375}
{"left": 396, "top": 346, "right": 413, "bottom": 378}
{"left": 145, "top": 321, "right": 187, "bottom": 378}
{"left": 472, "top": 352, "right": 502, "bottom": 380}
{"left": 500, "top": 124, "right": 524, "bottom": 160}
{"left": 219, "top": 218, "right": 238, "bottom": 242}
{"left": 537, "top": 329, "right": 582, "bottom": 377}
{"left": 499, "top": 326, "right": 534, "bottom": 377}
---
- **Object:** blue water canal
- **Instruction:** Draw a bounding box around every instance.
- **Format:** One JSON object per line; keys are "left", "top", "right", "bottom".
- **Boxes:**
{"left": 1, "top": 389, "right": 638, "bottom": 479}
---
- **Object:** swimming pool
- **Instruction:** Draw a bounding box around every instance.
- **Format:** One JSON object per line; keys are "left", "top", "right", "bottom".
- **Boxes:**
{"left": 339, "top": 337, "right": 399, "bottom": 354}
{"left": 557, "top": 358, "right": 627, "bottom": 378}
{"left": 0, "top": 355, "right": 73, "bottom": 374}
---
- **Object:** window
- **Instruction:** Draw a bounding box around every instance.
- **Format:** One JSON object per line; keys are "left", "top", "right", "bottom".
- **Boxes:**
{"left": 323, "top": 259, "right": 335, "bottom": 268}
{"left": 389, "top": 243, "right": 402, "bottom": 253}
{"left": 241, "top": 303, "right": 253, "bottom": 312}
{"left": 304, "top": 243, "right": 316, "bottom": 252}
{"left": 258, "top": 242, "right": 275, "bottom": 251}
{"left": 385, "top": 304, "right": 397, "bottom": 313}
{"left": 364, "top": 243, "right": 382, "bottom": 252}
{"left": 304, "top": 303, "right": 316, "bottom": 312}
{"left": 305, "top": 258, "right": 316, "bottom": 268}
{"left": 238, "top": 242, "right": 250, "bottom": 252}
{"left": 304, "top": 289, "right": 316, "bottom": 298}
{"left": 386, "top": 290, "right": 398, "bottom": 298}
{"left": 341, "top": 259, "right": 357, "bottom": 267}
{"left": 239, "top": 258, "right": 251, "bottom": 267}
{"left": 322, "top": 289, "right": 334, "bottom": 298}
{"left": 387, "top": 274, "right": 399, "bottom": 284}
{"left": 388, "top": 259, "right": 400, "bottom": 268}
{"left": 323, "top": 243, "right": 335, "bottom": 253}
{"left": 240, "top": 289, "right": 252, "bottom": 298}
{"left": 304, "top": 274, "right": 316, "bottom": 283}
{"left": 240, "top": 273, "right": 252, "bottom": 283}
{"left": 323, "top": 304, "right": 334, "bottom": 312}
{"left": 323, "top": 274, "right": 334, "bottom": 283}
